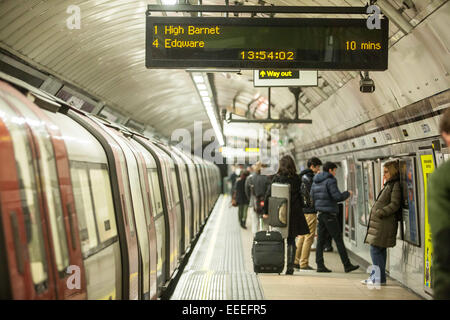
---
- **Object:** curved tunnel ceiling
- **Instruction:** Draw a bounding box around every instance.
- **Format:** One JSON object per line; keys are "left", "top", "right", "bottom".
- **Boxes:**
{"left": 0, "top": 0, "right": 448, "bottom": 144}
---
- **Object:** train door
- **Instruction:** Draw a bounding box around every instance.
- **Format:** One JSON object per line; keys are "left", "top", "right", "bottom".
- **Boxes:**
{"left": 158, "top": 144, "right": 191, "bottom": 255}
{"left": 69, "top": 112, "right": 139, "bottom": 300}
{"left": 1, "top": 84, "right": 87, "bottom": 299}
{"left": 362, "top": 161, "right": 376, "bottom": 231}
{"left": 127, "top": 139, "right": 159, "bottom": 300}
{"left": 0, "top": 90, "right": 54, "bottom": 299}
{"left": 194, "top": 161, "right": 205, "bottom": 226}
{"left": 135, "top": 138, "right": 177, "bottom": 280}
{"left": 106, "top": 130, "right": 152, "bottom": 300}
{"left": 337, "top": 160, "right": 348, "bottom": 240}
{"left": 47, "top": 111, "right": 121, "bottom": 300}
{"left": 346, "top": 157, "right": 357, "bottom": 243}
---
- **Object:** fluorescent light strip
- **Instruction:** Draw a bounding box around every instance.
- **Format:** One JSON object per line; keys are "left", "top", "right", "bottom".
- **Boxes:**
{"left": 191, "top": 73, "right": 224, "bottom": 146}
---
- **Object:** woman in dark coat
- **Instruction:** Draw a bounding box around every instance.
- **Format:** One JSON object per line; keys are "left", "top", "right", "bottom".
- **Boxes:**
{"left": 264, "top": 155, "right": 309, "bottom": 275}
{"left": 235, "top": 170, "right": 250, "bottom": 228}
{"left": 363, "top": 161, "right": 401, "bottom": 285}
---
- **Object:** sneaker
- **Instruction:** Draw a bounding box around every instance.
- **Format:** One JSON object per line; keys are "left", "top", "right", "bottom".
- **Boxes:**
{"left": 360, "top": 278, "right": 375, "bottom": 285}
{"left": 324, "top": 246, "right": 333, "bottom": 252}
{"left": 317, "top": 266, "right": 332, "bottom": 273}
{"left": 361, "top": 279, "right": 386, "bottom": 286}
{"left": 300, "top": 265, "right": 315, "bottom": 270}
{"left": 344, "top": 264, "right": 360, "bottom": 273}
{"left": 294, "top": 263, "right": 300, "bottom": 270}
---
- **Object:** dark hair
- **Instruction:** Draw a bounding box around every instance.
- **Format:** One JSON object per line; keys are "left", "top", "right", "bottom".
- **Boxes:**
{"left": 240, "top": 170, "right": 250, "bottom": 180}
{"left": 323, "top": 161, "right": 337, "bottom": 173}
{"left": 277, "top": 155, "right": 297, "bottom": 177}
{"left": 440, "top": 108, "right": 450, "bottom": 133}
{"left": 307, "top": 157, "right": 322, "bottom": 168}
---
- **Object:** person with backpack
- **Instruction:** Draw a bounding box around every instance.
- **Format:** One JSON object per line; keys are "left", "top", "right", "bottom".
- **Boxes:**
{"left": 311, "top": 161, "right": 359, "bottom": 273}
{"left": 263, "top": 155, "right": 310, "bottom": 275}
{"left": 246, "top": 162, "right": 271, "bottom": 234}
{"left": 294, "top": 157, "right": 322, "bottom": 270}
{"left": 235, "top": 170, "right": 250, "bottom": 228}
{"left": 362, "top": 161, "right": 402, "bottom": 285}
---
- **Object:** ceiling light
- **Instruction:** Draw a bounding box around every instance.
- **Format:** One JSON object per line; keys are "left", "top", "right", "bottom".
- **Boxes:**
{"left": 193, "top": 75, "right": 204, "bottom": 83}
{"left": 199, "top": 90, "right": 209, "bottom": 97}
{"left": 197, "top": 84, "right": 207, "bottom": 90}
{"left": 161, "top": 0, "right": 177, "bottom": 5}
{"left": 202, "top": 96, "right": 211, "bottom": 103}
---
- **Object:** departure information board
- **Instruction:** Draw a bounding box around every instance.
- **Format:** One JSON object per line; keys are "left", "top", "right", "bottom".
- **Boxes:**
{"left": 146, "top": 17, "right": 389, "bottom": 70}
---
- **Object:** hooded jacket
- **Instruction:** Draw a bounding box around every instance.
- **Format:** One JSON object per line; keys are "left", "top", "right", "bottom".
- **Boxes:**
{"left": 310, "top": 171, "right": 350, "bottom": 214}
{"left": 364, "top": 178, "right": 401, "bottom": 248}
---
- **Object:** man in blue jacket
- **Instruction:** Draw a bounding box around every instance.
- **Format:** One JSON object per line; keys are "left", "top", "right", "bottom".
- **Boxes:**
{"left": 311, "top": 162, "right": 359, "bottom": 273}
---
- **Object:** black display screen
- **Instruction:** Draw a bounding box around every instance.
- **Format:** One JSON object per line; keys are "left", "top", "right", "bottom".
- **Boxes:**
{"left": 146, "top": 16, "right": 389, "bottom": 70}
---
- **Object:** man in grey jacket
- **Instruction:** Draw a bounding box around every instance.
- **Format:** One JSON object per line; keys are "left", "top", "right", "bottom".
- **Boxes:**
{"left": 310, "top": 161, "right": 359, "bottom": 273}
{"left": 245, "top": 162, "right": 270, "bottom": 234}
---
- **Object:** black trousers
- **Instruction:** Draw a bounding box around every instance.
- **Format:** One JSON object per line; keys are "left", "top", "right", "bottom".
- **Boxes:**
{"left": 316, "top": 212, "right": 350, "bottom": 267}
{"left": 323, "top": 204, "right": 343, "bottom": 248}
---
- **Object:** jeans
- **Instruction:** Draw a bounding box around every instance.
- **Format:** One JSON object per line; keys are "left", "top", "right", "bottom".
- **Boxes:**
{"left": 370, "top": 245, "right": 387, "bottom": 283}
{"left": 238, "top": 204, "right": 248, "bottom": 225}
{"left": 316, "top": 212, "right": 351, "bottom": 267}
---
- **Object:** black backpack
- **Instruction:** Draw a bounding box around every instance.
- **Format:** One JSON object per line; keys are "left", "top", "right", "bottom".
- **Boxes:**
{"left": 300, "top": 174, "right": 313, "bottom": 208}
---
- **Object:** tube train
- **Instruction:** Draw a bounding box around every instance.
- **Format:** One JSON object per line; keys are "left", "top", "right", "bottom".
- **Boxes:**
{"left": 0, "top": 76, "right": 221, "bottom": 300}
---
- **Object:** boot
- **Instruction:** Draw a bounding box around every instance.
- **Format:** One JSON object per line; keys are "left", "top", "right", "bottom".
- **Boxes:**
{"left": 286, "top": 245, "right": 295, "bottom": 275}
{"left": 344, "top": 263, "right": 359, "bottom": 273}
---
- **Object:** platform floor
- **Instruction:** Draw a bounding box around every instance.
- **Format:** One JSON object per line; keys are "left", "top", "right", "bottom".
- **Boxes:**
{"left": 172, "top": 195, "right": 423, "bottom": 300}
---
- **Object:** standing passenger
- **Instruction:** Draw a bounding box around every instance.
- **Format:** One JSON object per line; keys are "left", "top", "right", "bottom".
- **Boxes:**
{"left": 235, "top": 170, "right": 250, "bottom": 228}
{"left": 263, "top": 155, "right": 310, "bottom": 275}
{"left": 228, "top": 165, "right": 238, "bottom": 195}
{"left": 429, "top": 108, "right": 450, "bottom": 299}
{"left": 311, "top": 162, "right": 359, "bottom": 273}
{"left": 362, "top": 161, "right": 401, "bottom": 285}
{"left": 294, "top": 157, "right": 322, "bottom": 270}
{"left": 246, "top": 162, "right": 271, "bottom": 234}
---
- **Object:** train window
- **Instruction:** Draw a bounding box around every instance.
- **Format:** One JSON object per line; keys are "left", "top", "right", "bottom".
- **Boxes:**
{"left": 182, "top": 168, "right": 190, "bottom": 197}
{"left": 171, "top": 168, "right": 180, "bottom": 204}
{"left": 0, "top": 100, "right": 49, "bottom": 286}
{"left": 7, "top": 93, "right": 70, "bottom": 274}
{"left": 114, "top": 148, "right": 135, "bottom": 234}
{"left": 149, "top": 169, "right": 163, "bottom": 216}
{"left": 89, "top": 167, "right": 117, "bottom": 243}
{"left": 70, "top": 164, "right": 99, "bottom": 254}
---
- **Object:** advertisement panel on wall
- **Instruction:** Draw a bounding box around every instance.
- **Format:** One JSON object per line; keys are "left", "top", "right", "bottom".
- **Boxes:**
{"left": 421, "top": 154, "right": 435, "bottom": 294}
{"left": 399, "top": 158, "right": 420, "bottom": 246}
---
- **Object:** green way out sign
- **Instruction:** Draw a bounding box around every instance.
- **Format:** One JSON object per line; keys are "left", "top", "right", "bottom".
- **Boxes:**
{"left": 254, "top": 70, "right": 318, "bottom": 87}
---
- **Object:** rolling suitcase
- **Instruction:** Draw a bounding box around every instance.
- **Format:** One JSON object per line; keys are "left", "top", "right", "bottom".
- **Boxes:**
{"left": 252, "top": 228, "right": 285, "bottom": 274}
